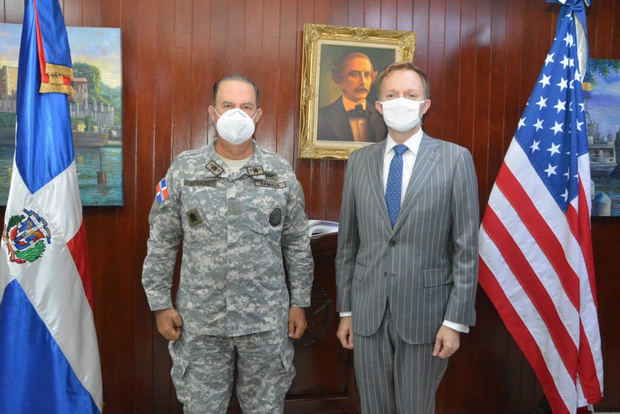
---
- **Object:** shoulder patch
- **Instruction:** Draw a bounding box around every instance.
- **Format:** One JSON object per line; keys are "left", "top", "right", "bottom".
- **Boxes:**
{"left": 156, "top": 178, "right": 169, "bottom": 203}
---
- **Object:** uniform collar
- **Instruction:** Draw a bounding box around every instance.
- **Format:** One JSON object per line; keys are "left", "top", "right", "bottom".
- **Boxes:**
{"left": 204, "top": 139, "right": 265, "bottom": 180}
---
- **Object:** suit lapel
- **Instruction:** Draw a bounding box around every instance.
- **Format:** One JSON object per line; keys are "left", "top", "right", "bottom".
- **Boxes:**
{"left": 391, "top": 134, "right": 440, "bottom": 235}
{"left": 332, "top": 98, "right": 354, "bottom": 141}
{"left": 366, "top": 141, "right": 391, "bottom": 227}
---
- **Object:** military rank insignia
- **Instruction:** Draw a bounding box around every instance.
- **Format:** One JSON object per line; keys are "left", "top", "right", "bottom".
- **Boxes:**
{"left": 269, "top": 208, "right": 282, "bottom": 226}
{"left": 206, "top": 161, "right": 224, "bottom": 176}
{"left": 156, "top": 178, "right": 169, "bottom": 204}
{"left": 3, "top": 209, "right": 52, "bottom": 264}
{"left": 246, "top": 166, "right": 264, "bottom": 176}
{"left": 186, "top": 208, "right": 203, "bottom": 227}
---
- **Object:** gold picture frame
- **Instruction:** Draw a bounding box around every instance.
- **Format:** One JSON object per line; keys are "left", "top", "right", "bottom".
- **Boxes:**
{"left": 298, "top": 24, "right": 415, "bottom": 160}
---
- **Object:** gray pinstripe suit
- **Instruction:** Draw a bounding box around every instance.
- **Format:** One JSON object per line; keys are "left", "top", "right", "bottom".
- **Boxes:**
{"left": 336, "top": 133, "right": 479, "bottom": 413}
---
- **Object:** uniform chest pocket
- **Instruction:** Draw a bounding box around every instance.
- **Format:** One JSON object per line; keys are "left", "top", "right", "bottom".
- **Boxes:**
{"left": 183, "top": 201, "right": 217, "bottom": 243}
{"left": 246, "top": 184, "right": 288, "bottom": 236}
{"left": 249, "top": 205, "right": 287, "bottom": 241}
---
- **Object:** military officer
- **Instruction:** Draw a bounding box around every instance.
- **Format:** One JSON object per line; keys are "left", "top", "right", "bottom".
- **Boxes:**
{"left": 141, "top": 74, "right": 314, "bottom": 413}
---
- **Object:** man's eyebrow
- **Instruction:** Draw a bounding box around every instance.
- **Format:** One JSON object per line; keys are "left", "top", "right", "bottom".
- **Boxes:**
{"left": 219, "top": 100, "right": 255, "bottom": 106}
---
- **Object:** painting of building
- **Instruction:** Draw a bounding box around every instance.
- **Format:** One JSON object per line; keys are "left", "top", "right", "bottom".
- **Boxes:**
{"left": 583, "top": 59, "right": 620, "bottom": 217}
{"left": 0, "top": 23, "right": 123, "bottom": 206}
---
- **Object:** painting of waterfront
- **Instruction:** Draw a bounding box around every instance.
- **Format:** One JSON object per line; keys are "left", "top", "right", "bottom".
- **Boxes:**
{"left": 583, "top": 59, "right": 620, "bottom": 217}
{"left": 0, "top": 23, "right": 122, "bottom": 206}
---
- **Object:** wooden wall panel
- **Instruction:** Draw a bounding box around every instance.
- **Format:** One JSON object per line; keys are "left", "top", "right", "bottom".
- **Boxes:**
{"left": 1, "top": 0, "right": 618, "bottom": 412}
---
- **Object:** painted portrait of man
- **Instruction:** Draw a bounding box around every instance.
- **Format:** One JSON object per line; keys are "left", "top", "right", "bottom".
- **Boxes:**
{"left": 317, "top": 51, "right": 388, "bottom": 142}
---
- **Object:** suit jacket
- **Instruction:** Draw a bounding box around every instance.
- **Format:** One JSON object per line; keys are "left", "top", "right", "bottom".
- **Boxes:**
{"left": 317, "top": 97, "right": 387, "bottom": 142}
{"left": 336, "top": 134, "right": 479, "bottom": 344}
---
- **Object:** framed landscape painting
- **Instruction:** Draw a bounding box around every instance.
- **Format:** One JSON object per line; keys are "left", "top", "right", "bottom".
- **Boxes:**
{"left": 0, "top": 23, "right": 123, "bottom": 206}
{"left": 583, "top": 58, "right": 620, "bottom": 216}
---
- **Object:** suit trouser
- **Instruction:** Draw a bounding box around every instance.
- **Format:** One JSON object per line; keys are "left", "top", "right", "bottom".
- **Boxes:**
{"left": 168, "top": 327, "right": 295, "bottom": 414}
{"left": 353, "top": 306, "right": 449, "bottom": 414}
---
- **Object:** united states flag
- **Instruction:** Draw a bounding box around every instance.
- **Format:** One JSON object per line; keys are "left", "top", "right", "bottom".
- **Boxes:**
{"left": 478, "top": 1, "right": 603, "bottom": 413}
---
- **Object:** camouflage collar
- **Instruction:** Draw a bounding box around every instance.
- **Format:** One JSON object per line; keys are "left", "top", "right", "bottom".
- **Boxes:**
{"left": 205, "top": 139, "right": 265, "bottom": 180}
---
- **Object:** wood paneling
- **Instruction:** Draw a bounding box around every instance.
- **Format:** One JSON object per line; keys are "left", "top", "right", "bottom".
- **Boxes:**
{"left": 1, "top": 0, "right": 618, "bottom": 412}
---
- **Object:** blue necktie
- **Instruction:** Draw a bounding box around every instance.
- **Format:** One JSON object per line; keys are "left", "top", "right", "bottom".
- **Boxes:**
{"left": 385, "top": 144, "right": 408, "bottom": 228}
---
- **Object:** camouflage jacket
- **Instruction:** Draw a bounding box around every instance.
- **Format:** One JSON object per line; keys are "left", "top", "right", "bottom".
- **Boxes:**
{"left": 141, "top": 140, "right": 313, "bottom": 336}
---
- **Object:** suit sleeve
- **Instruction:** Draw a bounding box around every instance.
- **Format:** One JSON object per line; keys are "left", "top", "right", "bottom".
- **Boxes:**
{"left": 444, "top": 147, "right": 479, "bottom": 326}
{"left": 141, "top": 167, "right": 183, "bottom": 311}
{"left": 281, "top": 178, "right": 314, "bottom": 308}
{"left": 335, "top": 151, "right": 360, "bottom": 313}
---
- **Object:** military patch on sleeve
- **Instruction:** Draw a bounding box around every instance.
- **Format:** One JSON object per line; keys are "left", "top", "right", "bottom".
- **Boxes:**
{"left": 254, "top": 179, "right": 286, "bottom": 189}
{"left": 184, "top": 178, "right": 217, "bottom": 187}
{"left": 206, "top": 161, "right": 224, "bottom": 176}
{"left": 156, "top": 178, "right": 169, "bottom": 204}
{"left": 186, "top": 208, "right": 203, "bottom": 227}
{"left": 246, "top": 166, "right": 264, "bottom": 176}
{"left": 269, "top": 208, "right": 282, "bottom": 226}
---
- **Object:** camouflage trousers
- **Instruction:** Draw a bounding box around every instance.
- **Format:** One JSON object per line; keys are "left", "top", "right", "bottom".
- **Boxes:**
{"left": 169, "top": 327, "right": 295, "bottom": 414}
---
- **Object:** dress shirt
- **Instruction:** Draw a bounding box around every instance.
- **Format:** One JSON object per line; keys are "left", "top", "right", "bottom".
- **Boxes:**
{"left": 342, "top": 95, "right": 366, "bottom": 111}
{"left": 382, "top": 129, "right": 424, "bottom": 201}
{"left": 340, "top": 128, "right": 469, "bottom": 334}
{"left": 342, "top": 96, "right": 369, "bottom": 142}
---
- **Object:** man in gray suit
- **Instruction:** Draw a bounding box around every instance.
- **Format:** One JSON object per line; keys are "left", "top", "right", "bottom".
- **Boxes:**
{"left": 336, "top": 62, "right": 479, "bottom": 413}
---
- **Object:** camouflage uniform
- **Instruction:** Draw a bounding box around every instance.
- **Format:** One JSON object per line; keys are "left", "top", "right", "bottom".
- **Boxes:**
{"left": 142, "top": 140, "right": 313, "bottom": 413}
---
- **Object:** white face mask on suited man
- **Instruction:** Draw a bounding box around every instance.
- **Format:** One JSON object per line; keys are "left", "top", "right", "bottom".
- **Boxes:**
{"left": 214, "top": 108, "right": 257, "bottom": 145}
{"left": 379, "top": 97, "right": 426, "bottom": 133}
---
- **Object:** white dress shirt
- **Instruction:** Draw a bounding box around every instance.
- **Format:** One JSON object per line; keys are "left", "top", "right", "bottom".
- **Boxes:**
{"left": 342, "top": 96, "right": 368, "bottom": 142}
{"left": 340, "top": 129, "right": 469, "bottom": 334}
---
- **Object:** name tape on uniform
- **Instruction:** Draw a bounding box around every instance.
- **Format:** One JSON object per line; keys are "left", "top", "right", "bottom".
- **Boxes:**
{"left": 254, "top": 179, "right": 286, "bottom": 189}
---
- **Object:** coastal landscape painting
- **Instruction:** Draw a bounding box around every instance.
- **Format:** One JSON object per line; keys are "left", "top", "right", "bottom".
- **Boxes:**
{"left": 584, "top": 59, "right": 620, "bottom": 217}
{"left": 0, "top": 23, "right": 123, "bottom": 206}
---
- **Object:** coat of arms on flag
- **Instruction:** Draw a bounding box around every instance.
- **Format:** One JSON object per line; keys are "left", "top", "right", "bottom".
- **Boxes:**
{"left": 0, "top": 0, "right": 103, "bottom": 412}
{"left": 3, "top": 209, "right": 52, "bottom": 264}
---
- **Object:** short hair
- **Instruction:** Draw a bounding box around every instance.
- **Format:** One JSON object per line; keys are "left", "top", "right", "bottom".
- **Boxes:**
{"left": 331, "top": 52, "right": 375, "bottom": 84}
{"left": 212, "top": 74, "right": 260, "bottom": 106}
{"left": 375, "top": 62, "right": 430, "bottom": 99}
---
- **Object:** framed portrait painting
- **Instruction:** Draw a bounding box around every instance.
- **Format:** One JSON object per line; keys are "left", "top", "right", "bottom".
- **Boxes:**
{"left": 298, "top": 24, "right": 415, "bottom": 160}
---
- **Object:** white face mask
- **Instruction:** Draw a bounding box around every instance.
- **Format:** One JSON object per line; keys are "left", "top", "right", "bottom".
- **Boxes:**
{"left": 380, "top": 98, "right": 426, "bottom": 132}
{"left": 214, "top": 108, "right": 256, "bottom": 145}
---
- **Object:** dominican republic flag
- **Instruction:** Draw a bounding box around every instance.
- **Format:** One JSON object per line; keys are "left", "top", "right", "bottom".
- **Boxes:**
{"left": 156, "top": 178, "right": 168, "bottom": 204}
{"left": 0, "top": 0, "right": 102, "bottom": 413}
{"left": 479, "top": 1, "right": 603, "bottom": 413}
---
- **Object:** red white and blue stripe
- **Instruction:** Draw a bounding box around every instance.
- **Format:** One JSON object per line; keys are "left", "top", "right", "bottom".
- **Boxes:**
{"left": 0, "top": 1, "right": 102, "bottom": 413}
{"left": 479, "top": 1, "right": 603, "bottom": 413}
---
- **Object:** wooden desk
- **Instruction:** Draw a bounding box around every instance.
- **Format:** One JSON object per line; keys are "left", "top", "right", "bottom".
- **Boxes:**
{"left": 284, "top": 232, "right": 360, "bottom": 413}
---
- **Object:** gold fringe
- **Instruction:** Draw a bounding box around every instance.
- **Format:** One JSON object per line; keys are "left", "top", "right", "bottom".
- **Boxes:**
{"left": 40, "top": 82, "right": 74, "bottom": 95}
{"left": 45, "top": 63, "right": 73, "bottom": 79}
{"left": 48, "top": 74, "right": 65, "bottom": 85}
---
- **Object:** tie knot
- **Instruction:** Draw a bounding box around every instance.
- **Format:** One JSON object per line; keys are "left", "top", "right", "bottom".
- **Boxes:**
{"left": 393, "top": 144, "right": 408, "bottom": 156}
